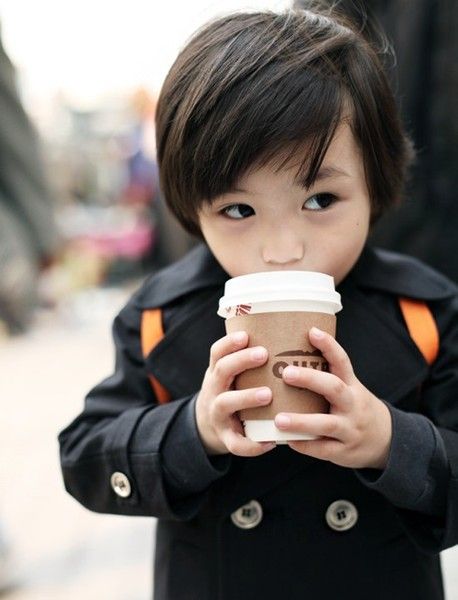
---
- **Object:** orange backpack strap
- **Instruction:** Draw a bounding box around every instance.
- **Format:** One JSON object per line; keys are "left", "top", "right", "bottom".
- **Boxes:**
{"left": 141, "top": 308, "right": 171, "bottom": 404}
{"left": 399, "top": 298, "right": 439, "bottom": 365}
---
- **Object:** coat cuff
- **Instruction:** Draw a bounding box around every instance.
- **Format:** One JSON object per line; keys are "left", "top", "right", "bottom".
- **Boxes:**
{"left": 160, "top": 395, "right": 231, "bottom": 498}
{"left": 355, "top": 403, "right": 449, "bottom": 516}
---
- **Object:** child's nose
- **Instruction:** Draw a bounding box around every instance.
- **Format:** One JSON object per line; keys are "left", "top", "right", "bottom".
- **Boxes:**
{"left": 262, "top": 232, "right": 304, "bottom": 266}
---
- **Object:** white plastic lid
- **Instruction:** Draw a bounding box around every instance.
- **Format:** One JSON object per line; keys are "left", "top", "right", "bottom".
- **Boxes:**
{"left": 218, "top": 270, "right": 342, "bottom": 317}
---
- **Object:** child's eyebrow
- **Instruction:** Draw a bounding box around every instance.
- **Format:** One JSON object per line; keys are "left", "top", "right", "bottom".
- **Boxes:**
{"left": 227, "top": 187, "right": 253, "bottom": 195}
{"left": 224, "top": 165, "right": 350, "bottom": 197}
{"left": 295, "top": 165, "right": 351, "bottom": 187}
{"left": 316, "top": 166, "right": 350, "bottom": 180}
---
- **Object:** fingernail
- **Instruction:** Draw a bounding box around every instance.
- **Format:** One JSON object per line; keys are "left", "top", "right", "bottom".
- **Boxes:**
{"left": 233, "top": 331, "right": 247, "bottom": 343}
{"left": 255, "top": 388, "right": 271, "bottom": 403}
{"left": 283, "top": 366, "right": 299, "bottom": 380}
{"left": 251, "top": 347, "right": 267, "bottom": 361}
{"left": 310, "top": 327, "right": 325, "bottom": 338}
{"left": 275, "top": 414, "right": 291, "bottom": 428}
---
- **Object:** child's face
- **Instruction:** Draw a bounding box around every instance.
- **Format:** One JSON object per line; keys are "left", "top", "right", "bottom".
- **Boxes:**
{"left": 198, "top": 123, "right": 371, "bottom": 284}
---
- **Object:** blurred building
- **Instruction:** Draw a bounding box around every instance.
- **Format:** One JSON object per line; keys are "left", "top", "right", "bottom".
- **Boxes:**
{"left": 0, "top": 27, "right": 59, "bottom": 332}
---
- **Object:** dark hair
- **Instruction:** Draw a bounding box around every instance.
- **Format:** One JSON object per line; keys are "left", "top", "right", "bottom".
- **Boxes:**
{"left": 155, "top": 8, "right": 414, "bottom": 236}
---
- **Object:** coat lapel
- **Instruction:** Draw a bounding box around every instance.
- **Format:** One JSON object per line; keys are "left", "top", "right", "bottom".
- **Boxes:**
{"left": 337, "top": 284, "right": 429, "bottom": 404}
{"left": 142, "top": 244, "right": 450, "bottom": 406}
{"left": 145, "top": 279, "right": 429, "bottom": 407}
{"left": 144, "top": 288, "right": 225, "bottom": 399}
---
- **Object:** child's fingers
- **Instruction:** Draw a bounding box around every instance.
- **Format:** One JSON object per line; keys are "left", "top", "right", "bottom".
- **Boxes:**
{"left": 309, "top": 328, "right": 355, "bottom": 384}
{"left": 282, "top": 366, "right": 353, "bottom": 411}
{"left": 209, "top": 331, "right": 248, "bottom": 368}
{"left": 213, "top": 387, "right": 272, "bottom": 419}
{"left": 221, "top": 429, "right": 276, "bottom": 457}
{"left": 274, "top": 412, "right": 347, "bottom": 441}
{"left": 211, "top": 345, "right": 268, "bottom": 388}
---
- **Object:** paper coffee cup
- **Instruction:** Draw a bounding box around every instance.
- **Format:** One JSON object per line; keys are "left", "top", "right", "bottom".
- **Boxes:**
{"left": 218, "top": 271, "right": 342, "bottom": 443}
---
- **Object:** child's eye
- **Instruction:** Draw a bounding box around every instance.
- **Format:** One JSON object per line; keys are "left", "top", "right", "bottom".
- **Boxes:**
{"left": 221, "top": 204, "right": 255, "bottom": 219}
{"left": 303, "top": 193, "right": 337, "bottom": 211}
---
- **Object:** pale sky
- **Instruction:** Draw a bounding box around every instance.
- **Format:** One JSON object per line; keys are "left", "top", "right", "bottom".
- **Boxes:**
{"left": 0, "top": 0, "right": 291, "bottom": 109}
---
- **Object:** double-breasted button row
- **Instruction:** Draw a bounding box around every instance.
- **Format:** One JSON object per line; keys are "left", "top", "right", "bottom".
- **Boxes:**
{"left": 110, "top": 471, "right": 131, "bottom": 498}
{"left": 231, "top": 499, "right": 358, "bottom": 532}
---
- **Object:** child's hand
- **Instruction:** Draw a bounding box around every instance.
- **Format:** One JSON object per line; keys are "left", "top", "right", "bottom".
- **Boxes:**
{"left": 195, "top": 331, "right": 276, "bottom": 457}
{"left": 274, "top": 327, "right": 392, "bottom": 470}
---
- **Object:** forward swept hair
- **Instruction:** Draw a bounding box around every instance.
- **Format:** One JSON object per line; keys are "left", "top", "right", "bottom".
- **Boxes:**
{"left": 155, "top": 9, "right": 413, "bottom": 235}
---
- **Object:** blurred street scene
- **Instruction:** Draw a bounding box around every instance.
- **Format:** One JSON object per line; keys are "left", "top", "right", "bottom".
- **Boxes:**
{"left": 0, "top": 40, "right": 174, "bottom": 335}
{"left": 0, "top": 2, "right": 203, "bottom": 597}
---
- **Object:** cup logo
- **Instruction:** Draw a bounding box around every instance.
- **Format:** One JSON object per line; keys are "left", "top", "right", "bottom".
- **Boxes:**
{"left": 235, "top": 304, "right": 252, "bottom": 316}
{"left": 272, "top": 349, "right": 329, "bottom": 378}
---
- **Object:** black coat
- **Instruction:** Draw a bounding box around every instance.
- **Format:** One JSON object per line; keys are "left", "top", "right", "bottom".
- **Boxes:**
{"left": 59, "top": 244, "right": 458, "bottom": 600}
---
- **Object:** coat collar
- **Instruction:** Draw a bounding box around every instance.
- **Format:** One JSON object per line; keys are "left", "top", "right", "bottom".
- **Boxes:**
{"left": 136, "top": 244, "right": 227, "bottom": 309}
{"left": 145, "top": 280, "right": 429, "bottom": 405}
{"left": 136, "top": 243, "right": 456, "bottom": 312}
{"left": 143, "top": 244, "right": 452, "bottom": 404}
{"left": 347, "top": 246, "right": 456, "bottom": 300}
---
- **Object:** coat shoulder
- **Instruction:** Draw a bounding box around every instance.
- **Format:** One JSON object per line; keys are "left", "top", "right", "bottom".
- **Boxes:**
{"left": 123, "top": 244, "right": 227, "bottom": 314}
{"left": 351, "top": 247, "right": 458, "bottom": 301}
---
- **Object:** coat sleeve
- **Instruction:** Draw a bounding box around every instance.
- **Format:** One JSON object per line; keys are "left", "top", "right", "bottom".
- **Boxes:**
{"left": 355, "top": 293, "right": 458, "bottom": 552}
{"left": 58, "top": 292, "right": 230, "bottom": 521}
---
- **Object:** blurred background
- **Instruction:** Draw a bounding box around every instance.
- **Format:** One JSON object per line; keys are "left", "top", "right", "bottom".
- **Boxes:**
{"left": 0, "top": 0, "right": 456, "bottom": 598}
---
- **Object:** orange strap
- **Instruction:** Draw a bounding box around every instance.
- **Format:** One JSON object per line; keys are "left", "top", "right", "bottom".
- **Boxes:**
{"left": 141, "top": 308, "right": 171, "bottom": 404}
{"left": 399, "top": 298, "right": 439, "bottom": 365}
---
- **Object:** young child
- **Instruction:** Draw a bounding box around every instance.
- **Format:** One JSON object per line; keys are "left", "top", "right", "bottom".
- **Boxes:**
{"left": 59, "top": 7, "right": 458, "bottom": 600}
